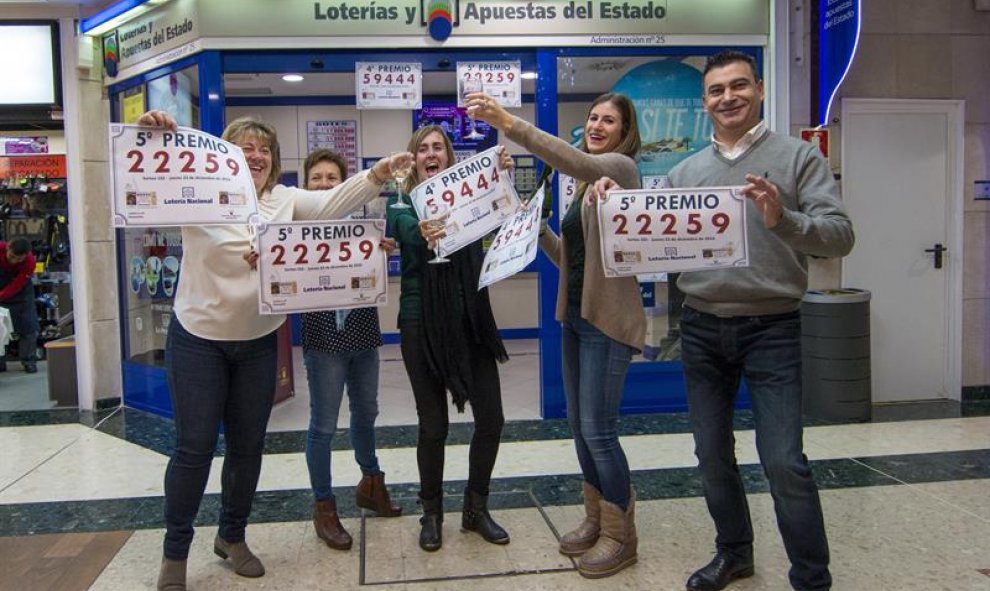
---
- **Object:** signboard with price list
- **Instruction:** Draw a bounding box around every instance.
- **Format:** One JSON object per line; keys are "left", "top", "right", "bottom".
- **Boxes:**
{"left": 597, "top": 186, "right": 749, "bottom": 276}
{"left": 408, "top": 146, "right": 521, "bottom": 258}
{"left": 109, "top": 124, "right": 258, "bottom": 227}
{"left": 256, "top": 220, "right": 387, "bottom": 315}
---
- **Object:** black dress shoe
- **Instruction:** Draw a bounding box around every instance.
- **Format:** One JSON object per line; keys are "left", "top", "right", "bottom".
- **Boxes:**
{"left": 23, "top": 362, "right": 37, "bottom": 374}
{"left": 686, "top": 552, "right": 755, "bottom": 591}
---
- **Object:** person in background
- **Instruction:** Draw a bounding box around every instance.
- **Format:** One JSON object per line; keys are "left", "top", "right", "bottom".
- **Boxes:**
{"left": 387, "top": 125, "right": 511, "bottom": 552}
{"left": 594, "top": 50, "right": 853, "bottom": 591}
{"left": 137, "top": 110, "right": 412, "bottom": 591}
{"left": 298, "top": 148, "right": 401, "bottom": 553}
{"left": 466, "top": 92, "right": 643, "bottom": 578}
{"left": 0, "top": 237, "right": 39, "bottom": 373}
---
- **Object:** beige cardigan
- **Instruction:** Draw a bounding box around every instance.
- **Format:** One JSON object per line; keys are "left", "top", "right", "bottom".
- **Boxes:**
{"left": 505, "top": 119, "right": 645, "bottom": 352}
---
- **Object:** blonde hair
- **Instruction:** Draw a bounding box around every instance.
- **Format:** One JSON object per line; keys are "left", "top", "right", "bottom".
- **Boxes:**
{"left": 404, "top": 125, "right": 456, "bottom": 193}
{"left": 222, "top": 117, "right": 282, "bottom": 194}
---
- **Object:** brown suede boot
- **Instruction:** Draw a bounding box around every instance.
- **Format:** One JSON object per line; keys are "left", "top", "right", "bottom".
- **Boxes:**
{"left": 355, "top": 473, "right": 402, "bottom": 517}
{"left": 559, "top": 482, "right": 602, "bottom": 556}
{"left": 577, "top": 492, "right": 637, "bottom": 579}
{"left": 157, "top": 557, "right": 186, "bottom": 590}
{"left": 213, "top": 535, "right": 265, "bottom": 577}
{"left": 313, "top": 499, "right": 353, "bottom": 550}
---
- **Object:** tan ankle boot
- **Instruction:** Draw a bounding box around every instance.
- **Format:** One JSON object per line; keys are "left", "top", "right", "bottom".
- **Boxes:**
{"left": 157, "top": 557, "right": 186, "bottom": 590}
{"left": 213, "top": 535, "right": 265, "bottom": 577}
{"left": 313, "top": 499, "right": 353, "bottom": 550}
{"left": 356, "top": 473, "right": 402, "bottom": 517}
{"left": 559, "top": 482, "right": 602, "bottom": 556}
{"left": 577, "top": 491, "right": 637, "bottom": 579}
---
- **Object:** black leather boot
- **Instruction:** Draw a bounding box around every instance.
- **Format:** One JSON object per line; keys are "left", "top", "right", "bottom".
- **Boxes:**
{"left": 419, "top": 495, "right": 443, "bottom": 552}
{"left": 461, "top": 488, "right": 510, "bottom": 545}
{"left": 686, "top": 551, "right": 755, "bottom": 590}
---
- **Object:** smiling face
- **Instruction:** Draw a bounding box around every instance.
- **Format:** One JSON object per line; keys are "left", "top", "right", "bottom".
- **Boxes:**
{"left": 584, "top": 101, "right": 624, "bottom": 155}
{"left": 306, "top": 160, "right": 343, "bottom": 190}
{"left": 702, "top": 60, "right": 764, "bottom": 147}
{"left": 414, "top": 130, "right": 451, "bottom": 181}
{"left": 237, "top": 134, "right": 274, "bottom": 194}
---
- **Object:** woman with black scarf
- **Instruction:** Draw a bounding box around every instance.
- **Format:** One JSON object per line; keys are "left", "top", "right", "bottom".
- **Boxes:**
{"left": 386, "top": 125, "right": 512, "bottom": 552}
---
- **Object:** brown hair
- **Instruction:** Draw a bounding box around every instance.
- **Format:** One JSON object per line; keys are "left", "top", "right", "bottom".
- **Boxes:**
{"left": 404, "top": 124, "right": 456, "bottom": 193}
{"left": 579, "top": 93, "right": 641, "bottom": 159}
{"left": 222, "top": 117, "right": 281, "bottom": 195}
{"left": 303, "top": 149, "right": 348, "bottom": 189}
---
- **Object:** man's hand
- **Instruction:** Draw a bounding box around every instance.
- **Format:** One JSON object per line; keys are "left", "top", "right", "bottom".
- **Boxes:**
{"left": 380, "top": 237, "right": 397, "bottom": 255}
{"left": 586, "top": 176, "right": 622, "bottom": 205}
{"left": 743, "top": 173, "right": 784, "bottom": 228}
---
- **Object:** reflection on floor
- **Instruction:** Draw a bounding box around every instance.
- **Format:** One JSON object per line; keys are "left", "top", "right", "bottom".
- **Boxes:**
{"left": 0, "top": 359, "right": 50, "bottom": 412}
{"left": 2, "top": 339, "right": 990, "bottom": 589}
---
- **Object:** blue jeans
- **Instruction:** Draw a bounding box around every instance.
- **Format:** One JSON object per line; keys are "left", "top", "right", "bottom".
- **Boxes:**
{"left": 561, "top": 305, "right": 634, "bottom": 509}
{"left": 303, "top": 347, "right": 382, "bottom": 502}
{"left": 680, "top": 306, "right": 831, "bottom": 591}
{"left": 162, "top": 317, "right": 277, "bottom": 560}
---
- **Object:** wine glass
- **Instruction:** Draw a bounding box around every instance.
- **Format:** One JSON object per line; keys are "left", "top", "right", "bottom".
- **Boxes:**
{"left": 426, "top": 217, "right": 450, "bottom": 264}
{"left": 388, "top": 152, "right": 412, "bottom": 210}
{"left": 462, "top": 79, "right": 487, "bottom": 141}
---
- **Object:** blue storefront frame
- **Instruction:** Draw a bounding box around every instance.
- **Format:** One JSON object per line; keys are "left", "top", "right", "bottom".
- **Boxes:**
{"left": 111, "top": 45, "right": 760, "bottom": 420}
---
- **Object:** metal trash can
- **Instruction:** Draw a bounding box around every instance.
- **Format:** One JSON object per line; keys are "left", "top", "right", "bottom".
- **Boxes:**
{"left": 801, "top": 289, "right": 871, "bottom": 422}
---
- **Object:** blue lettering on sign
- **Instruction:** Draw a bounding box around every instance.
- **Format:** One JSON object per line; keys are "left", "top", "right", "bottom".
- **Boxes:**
{"left": 819, "top": 0, "right": 862, "bottom": 126}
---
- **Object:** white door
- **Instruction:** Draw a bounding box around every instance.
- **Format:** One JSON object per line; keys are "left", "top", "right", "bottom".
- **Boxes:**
{"left": 841, "top": 99, "right": 963, "bottom": 403}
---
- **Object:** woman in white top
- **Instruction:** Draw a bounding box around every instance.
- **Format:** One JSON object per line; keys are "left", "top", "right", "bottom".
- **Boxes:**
{"left": 137, "top": 111, "right": 412, "bottom": 591}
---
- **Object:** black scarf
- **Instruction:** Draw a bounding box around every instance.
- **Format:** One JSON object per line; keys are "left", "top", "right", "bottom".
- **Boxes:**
{"left": 419, "top": 240, "right": 508, "bottom": 412}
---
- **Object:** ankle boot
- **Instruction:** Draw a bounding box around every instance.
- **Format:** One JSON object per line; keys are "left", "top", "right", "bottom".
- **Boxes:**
{"left": 356, "top": 473, "right": 402, "bottom": 517}
{"left": 577, "top": 491, "right": 637, "bottom": 579}
{"left": 419, "top": 495, "right": 443, "bottom": 552}
{"left": 213, "top": 535, "right": 265, "bottom": 577}
{"left": 157, "top": 557, "right": 186, "bottom": 590}
{"left": 559, "top": 481, "right": 602, "bottom": 556}
{"left": 313, "top": 499, "right": 353, "bottom": 550}
{"left": 461, "top": 488, "right": 510, "bottom": 545}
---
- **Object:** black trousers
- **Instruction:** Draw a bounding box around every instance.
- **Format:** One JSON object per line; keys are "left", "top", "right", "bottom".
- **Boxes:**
{"left": 400, "top": 319, "right": 504, "bottom": 501}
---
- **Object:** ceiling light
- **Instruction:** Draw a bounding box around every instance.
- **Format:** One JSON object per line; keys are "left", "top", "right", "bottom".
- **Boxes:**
{"left": 282, "top": 74, "right": 304, "bottom": 82}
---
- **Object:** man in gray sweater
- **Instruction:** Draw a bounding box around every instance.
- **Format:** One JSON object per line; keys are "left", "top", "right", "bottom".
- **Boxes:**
{"left": 669, "top": 51, "right": 854, "bottom": 591}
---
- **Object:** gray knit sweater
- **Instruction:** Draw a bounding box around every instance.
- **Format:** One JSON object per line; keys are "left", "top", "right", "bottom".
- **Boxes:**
{"left": 669, "top": 130, "right": 854, "bottom": 317}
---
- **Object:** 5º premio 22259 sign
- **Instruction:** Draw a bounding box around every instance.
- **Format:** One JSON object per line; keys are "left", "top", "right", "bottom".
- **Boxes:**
{"left": 109, "top": 124, "right": 259, "bottom": 227}
{"left": 597, "top": 186, "right": 750, "bottom": 276}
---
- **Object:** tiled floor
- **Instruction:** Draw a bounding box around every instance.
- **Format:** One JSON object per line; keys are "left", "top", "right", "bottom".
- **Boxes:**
{"left": 2, "top": 340, "right": 989, "bottom": 590}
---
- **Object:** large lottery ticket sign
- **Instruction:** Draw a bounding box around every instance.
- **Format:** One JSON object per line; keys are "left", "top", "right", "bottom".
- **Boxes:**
{"left": 478, "top": 185, "right": 545, "bottom": 289}
{"left": 355, "top": 62, "right": 422, "bottom": 110}
{"left": 109, "top": 124, "right": 259, "bottom": 227}
{"left": 409, "top": 146, "right": 521, "bottom": 258}
{"left": 456, "top": 61, "right": 522, "bottom": 108}
{"left": 257, "top": 220, "right": 387, "bottom": 315}
{"left": 598, "top": 186, "right": 749, "bottom": 276}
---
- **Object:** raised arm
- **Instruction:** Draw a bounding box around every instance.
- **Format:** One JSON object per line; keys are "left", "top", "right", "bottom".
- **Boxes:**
{"left": 466, "top": 93, "right": 637, "bottom": 187}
